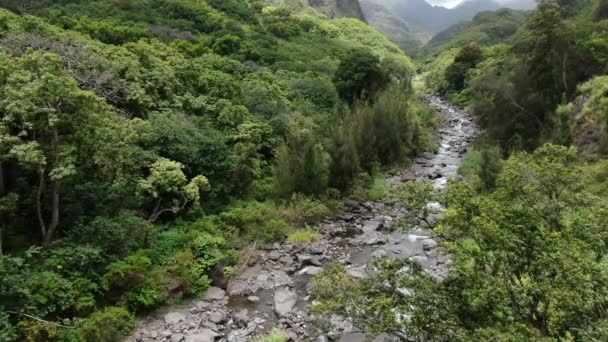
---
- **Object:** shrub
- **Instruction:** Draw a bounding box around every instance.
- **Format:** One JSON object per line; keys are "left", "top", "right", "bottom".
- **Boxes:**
{"left": 287, "top": 229, "right": 320, "bottom": 244}
{"left": 69, "top": 211, "right": 154, "bottom": 258}
{"left": 279, "top": 194, "right": 330, "bottom": 227}
{"left": 72, "top": 306, "right": 136, "bottom": 342}
{"left": 254, "top": 329, "right": 288, "bottom": 342}
{"left": 367, "top": 177, "right": 388, "bottom": 201}
{"left": 126, "top": 281, "right": 165, "bottom": 311}
{"left": 219, "top": 201, "right": 288, "bottom": 244}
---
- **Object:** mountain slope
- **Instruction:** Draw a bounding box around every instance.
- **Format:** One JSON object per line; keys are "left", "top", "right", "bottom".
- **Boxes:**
{"left": 423, "top": 8, "right": 529, "bottom": 54}
{"left": 360, "top": 0, "right": 432, "bottom": 51}
{"left": 269, "top": 0, "right": 366, "bottom": 20}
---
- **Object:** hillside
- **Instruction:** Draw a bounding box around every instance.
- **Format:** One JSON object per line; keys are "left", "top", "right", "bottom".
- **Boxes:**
{"left": 360, "top": 0, "right": 432, "bottom": 51}
{"left": 267, "top": 0, "right": 367, "bottom": 20}
{"left": 0, "top": 0, "right": 427, "bottom": 340}
{"left": 422, "top": 8, "right": 529, "bottom": 55}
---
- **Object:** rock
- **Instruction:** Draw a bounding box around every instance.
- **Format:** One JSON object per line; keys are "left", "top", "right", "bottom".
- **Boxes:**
{"left": 422, "top": 239, "right": 439, "bottom": 251}
{"left": 297, "top": 254, "right": 313, "bottom": 265}
{"left": 401, "top": 172, "right": 416, "bottom": 182}
{"left": 287, "top": 330, "right": 298, "bottom": 341}
{"left": 209, "top": 260, "right": 228, "bottom": 289}
{"left": 317, "top": 335, "right": 329, "bottom": 342}
{"left": 268, "top": 251, "right": 280, "bottom": 261}
{"left": 164, "top": 312, "right": 186, "bottom": 325}
{"left": 308, "top": 245, "right": 324, "bottom": 255}
{"left": 279, "top": 255, "right": 294, "bottom": 266}
{"left": 274, "top": 288, "right": 298, "bottom": 317}
{"left": 172, "top": 334, "right": 185, "bottom": 342}
{"left": 150, "top": 331, "right": 158, "bottom": 339}
{"left": 228, "top": 280, "right": 249, "bottom": 296}
{"left": 208, "top": 312, "right": 226, "bottom": 324}
{"left": 247, "top": 296, "right": 260, "bottom": 303}
{"left": 185, "top": 329, "right": 217, "bottom": 342}
{"left": 363, "top": 219, "right": 383, "bottom": 232}
{"left": 361, "top": 202, "right": 374, "bottom": 211}
{"left": 371, "top": 249, "right": 388, "bottom": 259}
{"left": 204, "top": 287, "right": 226, "bottom": 301}
{"left": 161, "top": 330, "right": 172, "bottom": 338}
{"left": 346, "top": 266, "right": 366, "bottom": 279}
{"left": 234, "top": 309, "right": 249, "bottom": 327}
{"left": 303, "top": 266, "right": 323, "bottom": 275}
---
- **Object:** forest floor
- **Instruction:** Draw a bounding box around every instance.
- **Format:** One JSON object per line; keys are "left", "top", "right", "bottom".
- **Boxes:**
{"left": 126, "top": 96, "right": 479, "bottom": 342}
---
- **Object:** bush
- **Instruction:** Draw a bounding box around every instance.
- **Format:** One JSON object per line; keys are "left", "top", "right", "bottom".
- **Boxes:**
{"left": 367, "top": 178, "right": 388, "bottom": 201}
{"left": 219, "top": 201, "right": 289, "bottom": 244}
{"left": 279, "top": 194, "right": 329, "bottom": 227}
{"left": 72, "top": 306, "right": 136, "bottom": 342}
{"left": 287, "top": 229, "right": 320, "bottom": 244}
{"left": 254, "top": 329, "right": 288, "bottom": 342}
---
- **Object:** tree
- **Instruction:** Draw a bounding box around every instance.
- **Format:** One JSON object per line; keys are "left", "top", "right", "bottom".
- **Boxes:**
{"left": 0, "top": 52, "right": 118, "bottom": 245}
{"left": 528, "top": 0, "right": 573, "bottom": 107}
{"left": 138, "top": 158, "right": 209, "bottom": 222}
{"left": 333, "top": 47, "right": 388, "bottom": 105}
{"left": 312, "top": 145, "right": 608, "bottom": 340}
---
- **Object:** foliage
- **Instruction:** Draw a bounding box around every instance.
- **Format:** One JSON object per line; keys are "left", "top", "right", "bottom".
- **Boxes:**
{"left": 321, "top": 145, "right": 608, "bottom": 340}
{"left": 0, "top": 0, "right": 424, "bottom": 339}
{"left": 70, "top": 306, "right": 136, "bottom": 342}
{"left": 367, "top": 177, "right": 388, "bottom": 201}
{"left": 458, "top": 145, "right": 503, "bottom": 192}
{"left": 286, "top": 228, "right": 320, "bottom": 244}
{"left": 333, "top": 47, "right": 389, "bottom": 104}
{"left": 278, "top": 193, "right": 330, "bottom": 227}
{"left": 254, "top": 328, "right": 288, "bottom": 342}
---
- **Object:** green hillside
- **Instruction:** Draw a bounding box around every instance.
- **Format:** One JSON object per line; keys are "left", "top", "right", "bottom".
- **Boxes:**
{"left": 0, "top": 1, "right": 428, "bottom": 340}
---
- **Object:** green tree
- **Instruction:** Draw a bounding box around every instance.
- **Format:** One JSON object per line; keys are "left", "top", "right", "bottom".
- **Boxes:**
{"left": 333, "top": 47, "right": 389, "bottom": 105}
{"left": 138, "top": 158, "right": 209, "bottom": 222}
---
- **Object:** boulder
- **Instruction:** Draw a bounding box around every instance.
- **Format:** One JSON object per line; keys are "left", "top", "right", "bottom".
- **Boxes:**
{"left": 422, "top": 239, "right": 439, "bottom": 251}
{"left": 185, "top": 330, "right": 217, "bottom": 342}
{"left": 274, "top": 288, "right": 298, "bottom": 317}
{"left": 204, "top": 287, "right": 226, "bottom": 301}
{"left": 164, "top": 312, "right": 186, "bottom": 325}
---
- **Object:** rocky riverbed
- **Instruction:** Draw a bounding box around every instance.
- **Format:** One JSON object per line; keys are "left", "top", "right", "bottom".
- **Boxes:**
{"left": 126, "top": 96, "right": 479, "bottom": 342}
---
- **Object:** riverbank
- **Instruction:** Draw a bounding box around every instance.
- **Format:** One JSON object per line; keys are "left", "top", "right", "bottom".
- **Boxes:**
{"left": 126, "top": 95, "right": 478, "bottom": 342}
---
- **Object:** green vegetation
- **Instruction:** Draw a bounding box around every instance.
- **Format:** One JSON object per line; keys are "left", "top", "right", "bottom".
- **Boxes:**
{"left": 286, "top": 228, "right": 321, "bottom": 244}
{"left": 312, "top": 144, "right": 608, "bottom": 340}
{"left": 253, "top": 328, "right": 288, "bottom": 342}
{"left": 0, "top": 0, "right": 434, "bottom": 340}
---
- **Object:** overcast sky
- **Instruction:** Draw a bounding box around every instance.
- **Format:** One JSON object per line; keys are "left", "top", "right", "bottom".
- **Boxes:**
{"left": 425, "top": 0, "right": 463, "bottom": 8}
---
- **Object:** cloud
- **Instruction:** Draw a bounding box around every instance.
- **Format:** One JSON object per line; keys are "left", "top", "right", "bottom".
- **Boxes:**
{"left": 425, "top": 0, "right": 466, "bottom": 8}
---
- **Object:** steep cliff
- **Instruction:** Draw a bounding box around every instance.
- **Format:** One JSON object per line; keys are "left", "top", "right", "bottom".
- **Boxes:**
{"left": 270, "top": 0, "right": 366, "bottom": 20}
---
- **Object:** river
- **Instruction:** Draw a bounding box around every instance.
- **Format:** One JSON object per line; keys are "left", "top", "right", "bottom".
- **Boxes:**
{"left": 127, "top": 96, "right": 479, "bottom": 342}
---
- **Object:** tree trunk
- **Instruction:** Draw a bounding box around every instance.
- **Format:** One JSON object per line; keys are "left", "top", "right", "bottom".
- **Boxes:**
{"left": 42, "top": 182, "right": 60, "bottom": 246}
{"left": 36, "top": 169, "right": 47, "bottom": 243}
{"left": 0, "top": 162, "right": 5, "bottom": 196}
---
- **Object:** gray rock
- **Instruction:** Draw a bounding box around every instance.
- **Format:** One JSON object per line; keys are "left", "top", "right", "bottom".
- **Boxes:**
{"left": 164, "top": 312, "right": 186, "bottom": 325}
{"left": 208, "top": 312, "right": 225, "bottom": 324}
{"left": 228, "top": 280, "right": 249, "bottom": 296}
{"left": 172, "top": 334, "right": 185, "bottom": 342}
{"left": 161, "top": 330, "right": 172, "bottom": 338}
{"left": 247, "top": 296, "right": 260, "bottom": 303}
{"left": 317, "top": 336, "right": 329, "bottom": 342}
{"left": 363, "top": 219, "right": 383, "bottom": 232}
{"left": 371, "top": 249, "right": 388, "bottom": 259}
{"left": 268, "top": 251, "right": 280, "bottom": 261}
{"left": 422, "top": 239, "right": 439, "bottom": 251}
{"left": 279, "top": 255, "right": 294, "bottom": 266}
{"left": 347, "top": 266, "right": 366, "bottom": 279}
{"left": 297, "top": 254, "right": 313, "bottom": 265}
{"left": 234, "top": 309, "right": 249, "bottom": 327}
{"left": 304, "top": 266, "right": 323, "bottom": 275}
{"left": 185, "top": 329, "right": 217, "bottom": 342}
{"left": 274, "top": 288, "right": 298, "bottom": 317}
{"left": 150, "top": 331, "right": 158, "bottom": 339}
{"left": 204, "top": 287, "right": 226, "bottom": 301}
